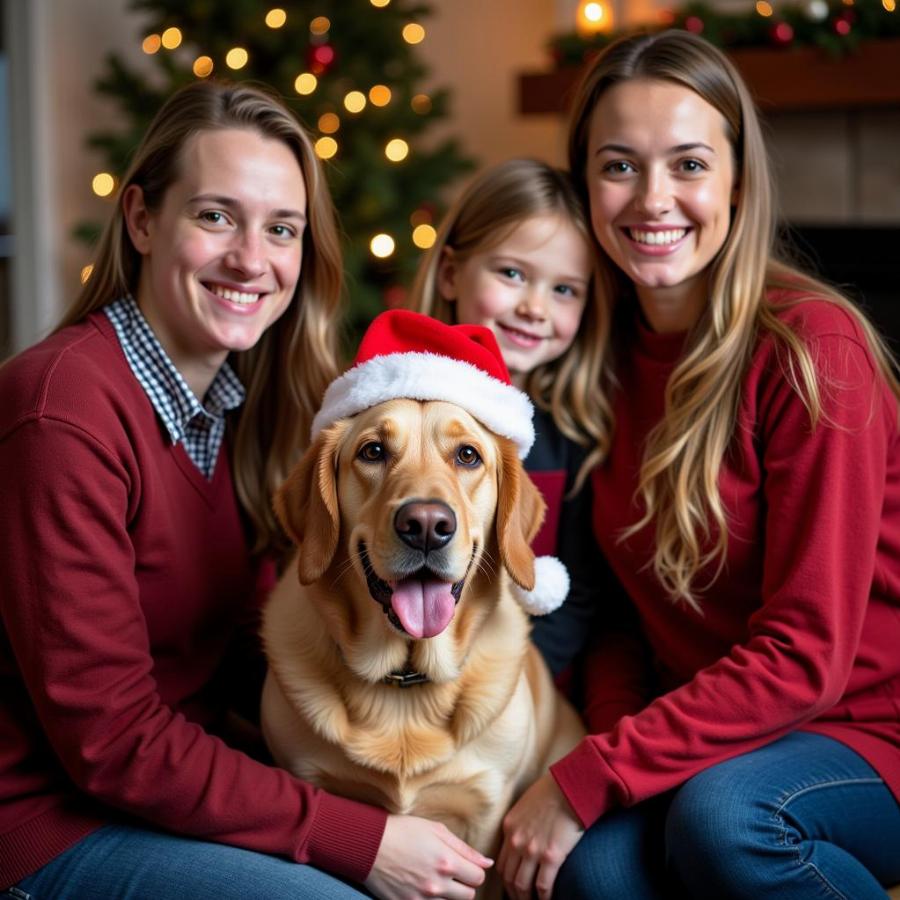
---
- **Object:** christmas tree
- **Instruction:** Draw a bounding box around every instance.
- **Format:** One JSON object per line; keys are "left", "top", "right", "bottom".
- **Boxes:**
{"left": 79, "top": 0, "right": 475, "bottom": 345}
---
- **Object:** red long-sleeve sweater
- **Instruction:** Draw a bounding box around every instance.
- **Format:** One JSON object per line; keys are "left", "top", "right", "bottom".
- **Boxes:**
{"left": 551, "top": 292, "right": 900, "bottom": 827}
{"left": 0, "top": 312, "right": 386, "bottom": 887}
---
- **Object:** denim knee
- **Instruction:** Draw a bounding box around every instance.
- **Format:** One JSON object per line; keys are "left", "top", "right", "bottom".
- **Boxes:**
{"left": 555, "top": 802, "right": 672, "bottom": 900}
{"left": 663, "top": 738, "right": 898, "bottom": 900}
{"left": 665, "top": 761, "right": 771, "bottom": 895}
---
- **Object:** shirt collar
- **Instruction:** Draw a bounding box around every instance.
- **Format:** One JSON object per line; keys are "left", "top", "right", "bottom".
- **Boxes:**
{"left": 104, "top": 296, "right": 245, "bottom": 444}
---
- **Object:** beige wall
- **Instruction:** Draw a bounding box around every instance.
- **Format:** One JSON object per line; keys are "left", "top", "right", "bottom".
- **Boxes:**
{"left": 422, "top": 0, "right": 565, "bottom": 171}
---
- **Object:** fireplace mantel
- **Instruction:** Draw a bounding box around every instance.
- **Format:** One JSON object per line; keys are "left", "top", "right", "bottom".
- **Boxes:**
{"left": 518, "top": 38, "right": 900, "bottom": 115}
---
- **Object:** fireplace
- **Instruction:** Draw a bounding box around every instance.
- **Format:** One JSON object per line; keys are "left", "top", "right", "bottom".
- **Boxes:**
{"left": 785, "top": 224, "right": 900, "bottom": 349}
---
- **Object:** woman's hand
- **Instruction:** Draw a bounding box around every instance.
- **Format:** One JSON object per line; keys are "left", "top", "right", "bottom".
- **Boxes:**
{"left": 365, "top": 813, "right": 493, "bottom": 900}
{"left": 498, "top": 772, "right": 584, "bottom": 900}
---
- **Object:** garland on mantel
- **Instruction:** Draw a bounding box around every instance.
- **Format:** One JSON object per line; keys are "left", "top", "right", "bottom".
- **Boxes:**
{"left": 551, "top": 0, "right": 900, "bottom": 66}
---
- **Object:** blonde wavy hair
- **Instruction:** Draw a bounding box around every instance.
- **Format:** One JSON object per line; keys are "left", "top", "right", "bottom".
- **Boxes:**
{"left": 58, "top": 80, "right": 342, "bottom": 558}
{"left": 409, "top": 158, "right": 610, "bottom": 491}
{"left": 568, "top": 30, "right": 900, "bottom": 608}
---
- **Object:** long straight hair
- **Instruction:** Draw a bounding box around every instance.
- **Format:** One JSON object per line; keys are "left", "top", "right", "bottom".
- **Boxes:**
{"left": 567, "top": 30, "right": 900, "bottom": 607}
{"left": 409, "top": 158, "right": 611, "bottom": 490}
{"left": 59, "top": 80, "right": 342, "bottom": 557}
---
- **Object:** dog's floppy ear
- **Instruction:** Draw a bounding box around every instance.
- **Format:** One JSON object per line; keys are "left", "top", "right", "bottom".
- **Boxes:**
{"left": 496, "top": 437, "right": 546, "bottom": 591}
{"left": 274, "top": 422, "right": 346, "bottom": 584}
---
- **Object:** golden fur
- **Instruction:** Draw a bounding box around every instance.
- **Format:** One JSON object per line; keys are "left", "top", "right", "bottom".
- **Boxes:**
{"left": 261, "top": 398, "right": 584, "bottom": 892}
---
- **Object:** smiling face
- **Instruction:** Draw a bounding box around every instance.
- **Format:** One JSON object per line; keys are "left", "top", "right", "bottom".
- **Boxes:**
{"left": 586, "top": 78, "right": 736, "bottom": 332}
{"left": 124, "top": 127, "right": 307, "bottom": 395}
{"left": 437, "top": 214, "right": 591, "bottom": 387}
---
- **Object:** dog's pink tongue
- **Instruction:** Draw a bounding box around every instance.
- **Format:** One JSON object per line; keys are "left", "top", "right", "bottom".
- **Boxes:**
{"left": 390, "top": 579, "right": 455, "bottom": 639}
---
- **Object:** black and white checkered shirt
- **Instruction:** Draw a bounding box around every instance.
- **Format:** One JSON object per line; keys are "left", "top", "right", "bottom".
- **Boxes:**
{"left": 104, "top": 297, "right": 245, "bottom": 479}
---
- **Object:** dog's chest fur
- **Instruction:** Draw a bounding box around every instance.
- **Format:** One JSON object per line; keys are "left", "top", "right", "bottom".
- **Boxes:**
{"left": 261, "top": 571, "right": 544, "bottom": 851}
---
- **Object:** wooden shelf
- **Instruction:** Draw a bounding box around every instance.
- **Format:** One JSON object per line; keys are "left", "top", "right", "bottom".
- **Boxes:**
{"left": 518, "top": 38, "right": 900, "bottom": 115}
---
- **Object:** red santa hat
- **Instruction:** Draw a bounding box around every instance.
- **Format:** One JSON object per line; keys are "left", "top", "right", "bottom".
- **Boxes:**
{"left": 310, "top": 309, "right": 569, "bottom": 615}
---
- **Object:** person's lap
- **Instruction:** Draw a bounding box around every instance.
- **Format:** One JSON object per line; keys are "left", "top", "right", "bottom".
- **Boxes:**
{"left": 555, "top": 732, "right": 900, "bottom": 900}
{"left": 3, "top": 823, "right": 370, "bottom": 900}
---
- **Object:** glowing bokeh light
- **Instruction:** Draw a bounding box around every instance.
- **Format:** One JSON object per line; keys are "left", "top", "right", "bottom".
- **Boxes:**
{"left": 318, "top": 112, "right": 340, "bottom": 134}
{"left": 294, "top": 73, "right": 318, "bottom": 95}
{"left": 142, "top": 34, "right": 162, "bottom": 54}
{"left": 402, "top": 23, "right": 425, "bottom": 44}
{"left": 369, "top": 84, "right": 392, "bottom": 106}
{"left": 385, "top": 138, "right": 409, "bottom": 162}
{"left": 344, "top": 90, "right": 367, "bottom": 113}
{"left": 226, "top": 47, "right": 249, "bottom": 69}
{"left": 412, "top": 224, "right": 437, "bottom": 249}
{"left": 370, "top": 234, "right": 396, "bottom": 258}
{"left": 161, "top": 27, "right": 182, "bottom": 49}
{"left": 193, "top": 56, "right": 214, "bottom": 78}
{"left": 577, "top": 0, "right": 613, "bottom": 33}
{"left": 314, "top": 137, "right": 338, "bottom": 160}
{"left": 92, "top": 173, "right": 116, "bottom": 197}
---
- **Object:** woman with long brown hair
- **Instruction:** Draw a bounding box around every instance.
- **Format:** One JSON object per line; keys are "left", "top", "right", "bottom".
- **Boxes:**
{"left": 498, "top": 30, "right": 900, "bottom": 899}
{"left": 0, "top": 80, "right": 489, "bottom": 900}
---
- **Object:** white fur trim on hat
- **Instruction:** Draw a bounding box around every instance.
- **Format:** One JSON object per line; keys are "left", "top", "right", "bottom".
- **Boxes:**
{"left": 311, "top": 351, "right": 536, "bottom": 458}
{"left": 512, "top": 555, "right": 570, "bottom": 615}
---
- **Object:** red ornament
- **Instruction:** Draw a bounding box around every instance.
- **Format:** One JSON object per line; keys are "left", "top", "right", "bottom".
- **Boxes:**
{"left": 833, "top": 15, "right": 852, "bottom": 34}
{"left": 770, "top": 21, "right": 795, "bottom": 44}
{"left": 307, "top": 43, "right": 336, "bottom": 75}
{"left": 684, "top": 15, "right": 705, "bottom": 33}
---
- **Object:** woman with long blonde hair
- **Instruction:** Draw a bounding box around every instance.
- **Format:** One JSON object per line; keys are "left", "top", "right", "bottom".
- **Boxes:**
{"left": 498, "top": 30, "right": 900, "bottom": 899}
{"left": 0, "top": 80, "right": 489, "bottom": 900}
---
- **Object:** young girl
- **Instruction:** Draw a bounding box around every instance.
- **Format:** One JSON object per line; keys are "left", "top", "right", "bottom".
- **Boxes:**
{"left": 498, "top": 31, "right": 900, "bottom": 900}
{"left": 409, "top": 158, "right": 613, "bottom": 679}
{"left": 0, "top": 80, "right": 489, "bottom": 900}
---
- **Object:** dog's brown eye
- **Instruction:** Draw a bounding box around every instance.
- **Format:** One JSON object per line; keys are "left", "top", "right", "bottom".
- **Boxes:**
{"left": 456, "top": 445, "right": 481, "bottom": 467}
{"left": 358, "top": 442, "right": 386, "bottom": 462}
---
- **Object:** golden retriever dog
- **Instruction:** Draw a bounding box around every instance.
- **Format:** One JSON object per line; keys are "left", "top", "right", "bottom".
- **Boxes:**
{"left": 261, "top": 385, "right": 584, "bottom": 894}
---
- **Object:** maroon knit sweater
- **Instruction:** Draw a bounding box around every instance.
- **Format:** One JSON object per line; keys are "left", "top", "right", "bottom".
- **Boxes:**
{"left": 552, "top": 293, "right": 900, "bottom": 827}
{"left": 0, "top": 312, "right": 386, "bottom": 887}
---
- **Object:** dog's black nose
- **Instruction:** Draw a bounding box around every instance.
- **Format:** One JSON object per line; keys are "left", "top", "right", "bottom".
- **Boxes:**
{"left": 394, "top": 500, "right": 456, "bottom": 553}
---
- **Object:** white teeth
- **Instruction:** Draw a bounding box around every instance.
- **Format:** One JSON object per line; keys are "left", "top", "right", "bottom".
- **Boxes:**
{"left": 211, "top": 285, "right": 261, "bottom": 305}
{"left": 629, "top": 228, "right": 687, "bottom": 246}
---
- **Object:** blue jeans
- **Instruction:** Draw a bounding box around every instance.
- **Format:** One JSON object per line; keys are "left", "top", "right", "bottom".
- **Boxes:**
{"left": 555, "top": 732, "right": 900, "bottom": 899}
{"left": 3, "top": 823, "right": 370, "bottom": 899}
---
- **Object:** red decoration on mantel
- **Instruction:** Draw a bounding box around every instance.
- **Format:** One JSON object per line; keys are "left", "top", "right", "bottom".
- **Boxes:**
{"left": 685, "top": 15, "right": 705, "bottom": 32}
{"left": 771, "top": 21, "right": 796, "bottom": 43}
{"left": 832, "top": 6, "right": 856, "bottom": 33}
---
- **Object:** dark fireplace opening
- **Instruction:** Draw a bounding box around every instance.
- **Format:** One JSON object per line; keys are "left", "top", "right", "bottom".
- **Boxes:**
{"left": 782, "top": 225, "right": 900, "bottom": 350}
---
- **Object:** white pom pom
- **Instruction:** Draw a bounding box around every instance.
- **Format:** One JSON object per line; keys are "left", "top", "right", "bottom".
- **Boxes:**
{"left": 511, "top": 555, "right": 570, "bottom": 615}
